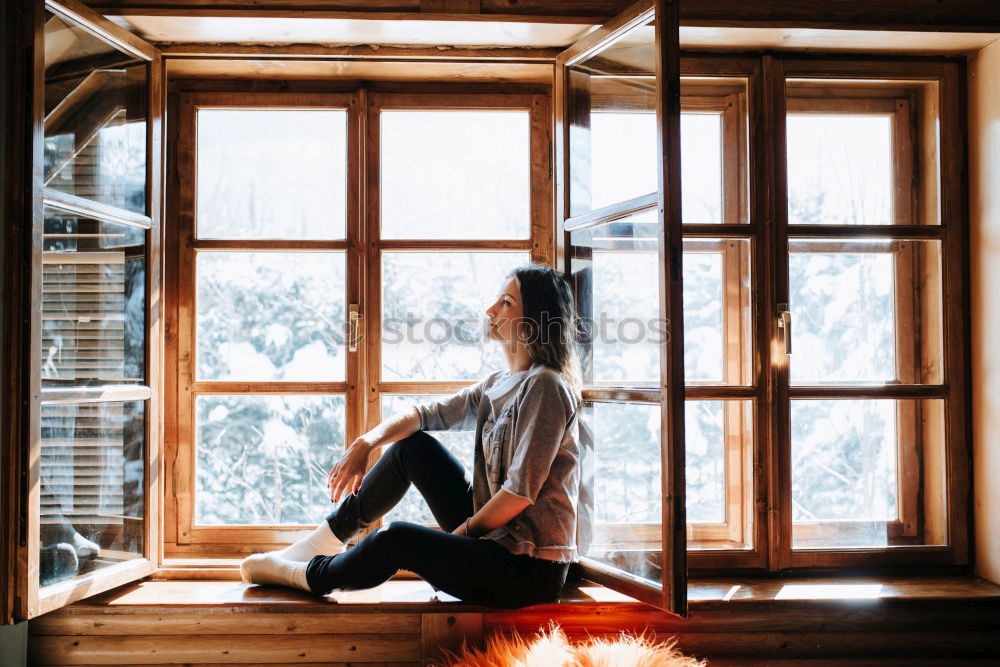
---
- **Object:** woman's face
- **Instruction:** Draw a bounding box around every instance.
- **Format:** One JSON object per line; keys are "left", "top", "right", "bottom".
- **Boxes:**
{"left": 485, "top": 276, "right": 524, "bottom": 344}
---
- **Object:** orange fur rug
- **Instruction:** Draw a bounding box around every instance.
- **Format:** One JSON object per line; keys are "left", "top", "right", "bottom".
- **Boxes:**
{"left": 435, "top": 624, "right": 706, "bottom": 667}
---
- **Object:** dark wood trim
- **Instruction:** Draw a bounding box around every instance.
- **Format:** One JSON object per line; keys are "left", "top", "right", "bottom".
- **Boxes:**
{"left": 787, "top": 385, "right": 949, "bottom": 399}
{"left": 23, "top": 0, "right": 48, "bottom": 621}
{"left": 529, "top": 93, "right": 554, "bottom": 264}
{"left": 578, "top": 557, "right": 669, "bottom": 611}
{"left": 45, "top": 0, "right": 158, "bottom": 61}
{"left": 160, "top": 44, "right": 561, "bottom": 62}
{"left": 583, "top": 387, "right": 660, "bottom": 403}
{"left": 90, "top": 0, "right": 1000, "bottom": 32}
{"left": 939, "top": 61, "right": 971, "bottom": 566}
{"left": 557, "top": 0, "right": 654, "bottom": 68}
{"left": 678, "top": 0, "right": 1000, "bottom": 33}
{"left": 746, "top": 54, "right": 770, "bottom": 572}
{"left": 1, "top": 0, "right": 43, "bottom": 625}
{"left": 189, "top": 383, "right": 352, "bottom": 394}
{"left": 169, "top": 79, "right": 552, "bottom": 96}
{"left": 375, "top": 239, "right": 533, "bottom": 250}
{"left": 91, "top": 6, "right": 605, "bottom": 25}
{"left": 189, "top": 239, "right": 350, "bottom": 250}
{"left": 373, "top": 91, "right": 537, "bottom": 109}
{"left": 656, "top": 0, "right": 687, "bottom": 616}
{"left": 685, "top": 386, "right": 756, "bottom": 400}
{"left": 142, "top": 51, "right": 164, "bottom": 575}
{"left": 787, "top": 224, "right": 945, "bottom": 238}
{"left": 682, "top": 223, "right": 756, "bottom": 237}
{"left": 763, "top": 54, "right": 790, "bottom": 572}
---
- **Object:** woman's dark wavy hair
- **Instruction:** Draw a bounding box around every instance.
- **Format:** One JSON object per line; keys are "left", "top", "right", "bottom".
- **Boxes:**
{"left": 508, "top": 263, "right": 583, "bottom": 405}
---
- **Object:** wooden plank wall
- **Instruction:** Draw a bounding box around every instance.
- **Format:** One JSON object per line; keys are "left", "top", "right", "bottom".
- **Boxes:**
{"left": 27, "top": 599, "right": 1000, "bottom": 664}
{"left": 968, "top": 34, "right": 1000, "bottom": 588}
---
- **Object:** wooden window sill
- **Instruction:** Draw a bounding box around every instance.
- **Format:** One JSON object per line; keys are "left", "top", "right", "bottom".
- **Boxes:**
{"left": 95, "top": 570, "right": 1000, "bottom": 612}
{"left": 29, "top": 577, "right": 1000, "bottom": 664}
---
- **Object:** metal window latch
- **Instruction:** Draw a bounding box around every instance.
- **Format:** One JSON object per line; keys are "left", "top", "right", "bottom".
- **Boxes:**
{"left": 777, "top": 303, "right": 792, "bottom": 355}
{"left": 349, "top": 304, "right": 363, "bottom": 352}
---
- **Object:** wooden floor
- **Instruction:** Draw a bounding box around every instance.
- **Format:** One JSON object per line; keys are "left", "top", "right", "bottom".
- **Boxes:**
{"left": 27, "top": 577, "right": 1000, "bottom": 665}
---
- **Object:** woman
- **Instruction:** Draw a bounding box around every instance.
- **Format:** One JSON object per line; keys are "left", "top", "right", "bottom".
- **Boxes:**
{"left": 240, "top": 263, "right": 583, "bottom": 609}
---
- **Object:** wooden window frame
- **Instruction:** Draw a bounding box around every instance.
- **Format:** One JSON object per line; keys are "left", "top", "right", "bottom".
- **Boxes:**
{"left": 772, "top": 58, "right": 967, "bottom": 571}
{"left": 678, "top": 55, "right": 764, "bottom": 571}
{"left": 7, "top": 0, "right": 165, "bottom": 621}
{"left": 780, "top": 75, "right": 953, "bottom": 563}
{"left": 562, "top": 56, "right": 757, "bottom": 560}
{"left": 164, "top": 90, "right": 362, "bottom": 557}
{"left": 163, "top": 88, "right": 553, "bottom": 558}
{"left": 555, "top": 0, "right": 688, "bottom": 613}
{"left": 365, "top": 90, "right": 553, "bottom": 533}
{"left": 558, "top": 51, "right": 968, "bottom": 575}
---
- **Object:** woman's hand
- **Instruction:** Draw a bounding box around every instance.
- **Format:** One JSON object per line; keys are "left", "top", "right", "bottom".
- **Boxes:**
{"left": 328, "top": 436, "right": 374, "bottom": 503}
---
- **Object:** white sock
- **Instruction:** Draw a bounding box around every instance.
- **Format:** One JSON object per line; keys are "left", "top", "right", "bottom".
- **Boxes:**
{"left": 240, "top": 552, "right": 311, "bottom": 592}
{"left": 71, "top": 532, "right": 100, "bottom": 559}
{"left": 276, "top": 522, "right": 343, "bottom": 561}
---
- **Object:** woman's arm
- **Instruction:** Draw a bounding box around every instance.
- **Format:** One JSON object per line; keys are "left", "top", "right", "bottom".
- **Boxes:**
{"left": 452, "top": 490, "right": 531, "bottom": 537}
{"left": 328, "top": 407, "right": 421, "bottom": 502}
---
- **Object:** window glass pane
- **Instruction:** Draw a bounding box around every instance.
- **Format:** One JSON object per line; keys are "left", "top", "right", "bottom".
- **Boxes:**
{"left": 568, "top": 20, "right": 655, "bottom": 215}
{"left": 787, "top": 114, "right": 892, "bottom": 225}
{"left": 584, "top": 106, "right": 734, "bottom": 220}
{"left": 40, "top": 401, "right": 144, "bottom": 588}
{"left": 686, "top": 401, "right": 725, "bottom": 524}
{"left": 42, "top": 208, "right": 145, "bottom": 385}
{"left": 195, "top": 395, "right": 345, "bottom": 525}
{"left": 569, "top": 212, "right": 661, "bottom": 386}
{"left": 789, "top": 239, "right": 943, "bottom": 385}
{"left": 381, "top": 251, "right": 528, "bottom": 382}
{"left": 380, "top": 395, "right": 472, "bottom": 526}
{"left": 44, "top": 12, "right": 147, "bottom": 215}
{"left": 589, "top": 111, "right": 657, "bottom": 212}
{"left": 683, "top": 249, "right": 724, "bottom": 383}
{"left": 686, "top": 400, "right": 753, "bottom": 551}
{"left": 578, "top": 401, "right": 662, "bottom": 584}
{"left": 681, "top": 112, "right": 723, "bottom": 224}
{"left": 792, "top": 399, "right": 946, "bottom": 549}
{"left": 196, "top": 109, "right": 347, "bottom": 240}
{"left": 197, "top": 251, "right": 346, "bottom": 382}
{"left": 380, "top": 110, "right": 530, "bottom": 240}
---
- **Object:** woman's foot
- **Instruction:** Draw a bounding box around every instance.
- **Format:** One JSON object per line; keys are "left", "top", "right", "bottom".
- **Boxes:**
{"left": 276, "top": 522, "right": 344, "bottom": 561}
{"left": 240, "top": 552, "right": 311, "bottom": 591}
{"left": 70, "top": 532, "right": 101, "bottom": 559}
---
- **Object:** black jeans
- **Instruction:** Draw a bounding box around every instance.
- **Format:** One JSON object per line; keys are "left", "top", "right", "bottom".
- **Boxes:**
{"left": 305, "top": 431, "right": 570, "bottom": 608}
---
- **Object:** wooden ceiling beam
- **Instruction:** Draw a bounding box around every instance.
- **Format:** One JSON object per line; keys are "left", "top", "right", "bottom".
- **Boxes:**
{"left": 87, "top": 0, "right": 1000, "bottom": 32}
{"left": 85, "top": 2, "right": 620, "bottom": 25}
{"left": 158, "top": 44, "right": 561, "bottom": 62}
{"left": 679, "top": 0, "right": 1000, "bottom": 33}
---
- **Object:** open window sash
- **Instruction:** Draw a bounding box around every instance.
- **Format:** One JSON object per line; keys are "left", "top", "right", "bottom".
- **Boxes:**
{"left": 6, "top": 0, "right": 164, "bottom": 621}
{"left": 556, "top": 0, "right": 687, "bottom": 615}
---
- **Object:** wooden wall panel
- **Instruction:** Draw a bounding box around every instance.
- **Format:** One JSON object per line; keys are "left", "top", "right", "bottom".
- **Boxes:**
{"left": 968, "top": 37, "right": 1000, "bottom": 587}
{"left": 25, "top": 579, "right": 1000, "bottom": 664}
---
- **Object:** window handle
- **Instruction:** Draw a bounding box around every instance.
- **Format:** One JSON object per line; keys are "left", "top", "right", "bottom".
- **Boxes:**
{"left": 349, "top": 304, "right": 363, "bottom": 352}
{"left": 777, "top": 303, "right": 792, "bottom": 355}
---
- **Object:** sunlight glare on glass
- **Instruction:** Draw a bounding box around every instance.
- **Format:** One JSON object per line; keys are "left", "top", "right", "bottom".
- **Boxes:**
{"left": 196, "top": 109, "right": 347, "bottom": 240}
{"left": 787, "top": 114, "right": 893, "bottom": 225}
{"left": 682, "top": 113, "right": 724, "bottom": 223}
{"left": 380, "top": 110, "right": 530, "bottom": 239}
